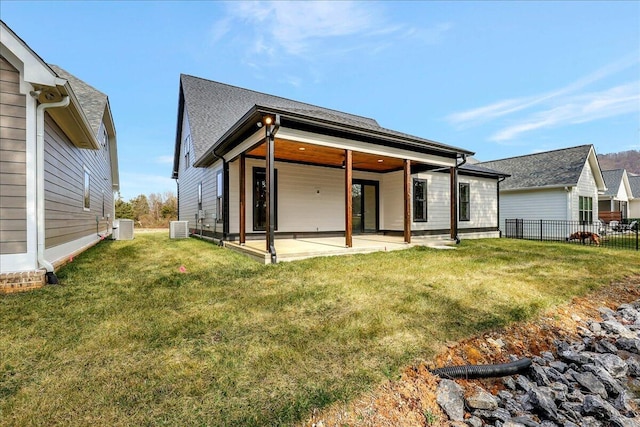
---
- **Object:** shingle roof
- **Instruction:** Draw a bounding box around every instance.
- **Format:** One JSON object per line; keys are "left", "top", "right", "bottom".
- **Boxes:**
{"left": 179, "top": 74, "right": 472, "bottom": 162}
{"left": 459, "top": 163, "right": 509, "bottom": 177}
{"left": 49, "top": 64, "right": 107, "bottom": 138}
{"left": 477, "top": 145, "right": 594, "bottom": 190}
{"left": 629, "top": 175, "right": 640, "bottom": 199}
{"left": 601, "top": 169, "right": 625, "bottom": 197}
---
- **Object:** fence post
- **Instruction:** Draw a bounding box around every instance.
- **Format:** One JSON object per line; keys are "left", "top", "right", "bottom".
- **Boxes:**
{"left": 540, "top": 219, "right": 543, "bottom": 241}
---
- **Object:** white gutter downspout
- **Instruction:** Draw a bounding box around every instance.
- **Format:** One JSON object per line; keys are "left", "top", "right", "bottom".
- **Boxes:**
{"left": 32, "top": 92, "right": 70, "bottom": 284}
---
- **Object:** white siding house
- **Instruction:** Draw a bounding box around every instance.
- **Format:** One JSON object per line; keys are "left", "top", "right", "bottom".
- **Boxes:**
{"left": 629, "top": 175, "right": 640, "bottom": 218}
{"left": 172, "top": 75, "right": 506, "bottom": 262}
{"left": 478, "top": 145, "right": 606, "bottom": 238}
{"left": 1, "top": 22, "right": 119, "bottom": 291}
{"left": 599, "top": 169, "right": 634, "bottom": 222}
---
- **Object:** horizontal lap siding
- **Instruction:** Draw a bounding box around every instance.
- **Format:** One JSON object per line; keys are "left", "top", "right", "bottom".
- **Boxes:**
{"left": 573, "top": 162, "right": 600, "bottom": 221}
{"left": 459, "top": 176, "right": 498, "bottom": 229}
{"left": 44, "top": 114, "right": 113, "bottom": 248}
{"left": 0, "top": 56, "right": 27, "bottom": 254}
{"left": 499, "top": 189, "right": 567, "bottom": 230}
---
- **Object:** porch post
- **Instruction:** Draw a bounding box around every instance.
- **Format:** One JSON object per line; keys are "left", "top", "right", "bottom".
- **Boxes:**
{"left": 404, "top": 159, "right": 411, "bottom": 243}
{"left": 239, "top": 153, "right": 246, "bottom": 245}
{"left": 266, "top": 130, "right": 275, "bottom": 257}
{"left": 345, "top": 149, "right": 353, "bottom": 247}
{"left": 450, "top": 166, "right": 458, "bottom": 240}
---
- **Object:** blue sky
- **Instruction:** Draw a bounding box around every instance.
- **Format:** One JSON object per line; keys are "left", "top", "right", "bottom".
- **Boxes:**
{"left": 3, "top": 1, "right": 639, "bottom": 200}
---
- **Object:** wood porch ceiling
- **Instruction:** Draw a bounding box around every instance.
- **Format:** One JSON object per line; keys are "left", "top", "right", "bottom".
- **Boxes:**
{"left": 247, "top": 138, "right": 405, "bottom": 172}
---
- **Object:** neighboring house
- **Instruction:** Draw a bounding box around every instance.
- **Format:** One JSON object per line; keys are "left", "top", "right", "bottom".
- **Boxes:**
{"left": 172, "top": 75, "right": 506, "bottom": 262}
{"left": 478, "top": 145, "right": 606, "bottom": 233}
{"left": 0, "top": 21, "right": 119, "bottom": 292}
{"left": 629, "top": 175, "right": 640, "bottom": 218}
{"left": 599, "top": 169, "right": 633, "bottom": 222}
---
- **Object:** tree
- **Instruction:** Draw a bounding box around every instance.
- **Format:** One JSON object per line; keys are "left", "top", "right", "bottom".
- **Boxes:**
{"left": 130, "top": 194, "right": 149, "bottom": 223}
{"left": 114, "top": 192, "right": 134, "bottom": 219}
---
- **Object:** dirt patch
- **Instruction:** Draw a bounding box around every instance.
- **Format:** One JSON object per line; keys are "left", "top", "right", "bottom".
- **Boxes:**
{"left": 304, "top": 276, "right": 640, "bottom": 427}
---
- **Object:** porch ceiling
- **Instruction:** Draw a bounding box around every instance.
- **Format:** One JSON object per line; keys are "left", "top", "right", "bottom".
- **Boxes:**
{"left": 247, "top": 138, "right": 405, "bottom": 172}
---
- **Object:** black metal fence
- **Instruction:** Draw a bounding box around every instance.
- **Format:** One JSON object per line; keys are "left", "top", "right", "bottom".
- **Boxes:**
{"left": 504, "top": 218, "right": 639, "bottom": 251}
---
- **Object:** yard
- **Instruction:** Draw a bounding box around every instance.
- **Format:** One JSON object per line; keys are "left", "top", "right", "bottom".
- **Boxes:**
{"left": 2, "top": 233, "right": 639, "bottom": 426}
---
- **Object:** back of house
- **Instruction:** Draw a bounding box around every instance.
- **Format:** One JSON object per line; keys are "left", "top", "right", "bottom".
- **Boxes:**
{"left": 1, "top": 21, "right": 119, "bottom": 292}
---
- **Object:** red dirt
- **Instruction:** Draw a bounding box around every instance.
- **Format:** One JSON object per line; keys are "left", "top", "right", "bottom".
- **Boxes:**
{"left": 303, "top": 276, "right": 640, "bottom": 427}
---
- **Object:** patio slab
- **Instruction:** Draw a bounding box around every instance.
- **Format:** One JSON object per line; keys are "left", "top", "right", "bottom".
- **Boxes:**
{"left": 224, "top": 234, "right": 455, "bottom": 263}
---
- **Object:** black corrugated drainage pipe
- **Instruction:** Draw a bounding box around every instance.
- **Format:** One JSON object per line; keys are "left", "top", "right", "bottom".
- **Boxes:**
{"left": 430, "top": 357, "right": 532, "bottom": 379}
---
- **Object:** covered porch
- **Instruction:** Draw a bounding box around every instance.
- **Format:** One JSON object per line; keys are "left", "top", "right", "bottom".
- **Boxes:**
{"left": 224, "top": 233, "right": 455, "bottom": 264}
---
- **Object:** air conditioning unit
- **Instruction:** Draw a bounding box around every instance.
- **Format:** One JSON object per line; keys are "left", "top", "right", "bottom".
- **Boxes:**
{"left": 113, "top": 219, "right": 134, "bottom": 240}
{"left": 170, "top": 221, "right": 189, "bottom": 239}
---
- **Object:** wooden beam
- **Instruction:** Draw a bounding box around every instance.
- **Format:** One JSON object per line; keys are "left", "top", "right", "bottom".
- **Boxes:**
{"left": 239, "top": 153, "right": 246, "bottom": 245}
{"left": 404, "top": 159, "right": 411, "bottom": 243}
{"left": 345, "top": 149, "right": 353, "bottom": 248}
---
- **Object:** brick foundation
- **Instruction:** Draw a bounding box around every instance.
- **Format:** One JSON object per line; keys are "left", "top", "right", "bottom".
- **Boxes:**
{"left": 0, "top": 270, "right": 46, "bottom": 294}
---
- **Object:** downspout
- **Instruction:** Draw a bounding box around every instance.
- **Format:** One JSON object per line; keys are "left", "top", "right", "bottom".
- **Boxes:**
{"left": 32, "top": 92, "right": 70, "bottom": 284}
{"left": 497, "top": 175, "right": 506, "bottom": 237}
{"left": 452, "top": 154, "right": 467, "bottom": 244}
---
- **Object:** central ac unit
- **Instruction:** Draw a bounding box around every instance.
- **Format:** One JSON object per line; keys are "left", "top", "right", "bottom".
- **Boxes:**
{"left": 170, "top": 221, "right": 189, "bottom": 239}
{"left": 113, "top": 219, "right": 134, "bottom": 240}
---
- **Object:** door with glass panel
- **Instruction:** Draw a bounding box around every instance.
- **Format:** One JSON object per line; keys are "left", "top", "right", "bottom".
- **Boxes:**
{"left": 352, "top": 180, "right": 378, "bottom": 234}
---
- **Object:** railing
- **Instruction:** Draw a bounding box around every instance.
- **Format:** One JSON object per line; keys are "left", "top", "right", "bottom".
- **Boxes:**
{"left": 504, "top": 218, "right": 639, "bottom": 251}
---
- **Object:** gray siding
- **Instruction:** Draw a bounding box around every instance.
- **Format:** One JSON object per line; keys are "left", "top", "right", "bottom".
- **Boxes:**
{"left": 0, "top": 56, "right": 27, "bottom": 254}
{"left": 43, "top": 114, "right": 113, "bottom": 248}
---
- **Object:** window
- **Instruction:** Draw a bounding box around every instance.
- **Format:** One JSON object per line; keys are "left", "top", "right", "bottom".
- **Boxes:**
{"left": 459, "top": 182, "right": 470, "bottom": 221}
{"left": 579, "top": 196, "right": 593, "bottom": 224}
{"left": 413, "top": 179, "right": 427, "bottom": 222}
{"left": 216, "top": 170, "right": 223, "bottom": 223}
{"left": 184, "top": 135, "right": 191, "bottom": 170}
{"left": 102, "top": 190, "right": 105, "bottom": 218}
{"left": 253, "top": 167, "right": 277, "bottom": 231}
{"left": 102, "top": 127, "right": 108, "bottom": 151}
{"left": 198, "top": 182, "right": 203, "bottom": 211}
{"left": 83, "top": 169, "right": 90, "bottom": 210}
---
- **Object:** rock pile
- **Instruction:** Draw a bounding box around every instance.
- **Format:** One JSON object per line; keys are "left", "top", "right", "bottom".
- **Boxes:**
{"left": 436, "top": 300, "right": 640, "bottom": 426}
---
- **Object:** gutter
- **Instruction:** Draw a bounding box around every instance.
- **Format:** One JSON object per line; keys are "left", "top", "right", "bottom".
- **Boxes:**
{"left": 32, "top": 92, "right": 70, "bottom": 284}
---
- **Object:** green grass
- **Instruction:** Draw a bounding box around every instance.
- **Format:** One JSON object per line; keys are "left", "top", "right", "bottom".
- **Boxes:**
{"left": 2, "top": 234, "right": 639, "bottom": 426}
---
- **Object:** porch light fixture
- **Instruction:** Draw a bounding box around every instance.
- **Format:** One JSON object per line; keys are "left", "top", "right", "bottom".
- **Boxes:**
{"left": 263, "top": 116, "right": 273, "bottom": 126}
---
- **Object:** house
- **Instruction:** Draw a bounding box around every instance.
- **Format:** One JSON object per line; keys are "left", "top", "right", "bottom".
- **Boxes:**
{"left": 477, "top": 145, "right": 606, "bottom": 236}
{"left": 0, "top": 21, "right": 119, "bottom": 292}
{"left": 629, "top": 175, "right": 640, "bottom": 219}
{"left": 172, "top": 75, "right": 506, "bottom": 263}
{"left": 598, "top": 169, "right": 634, "bottom": 223}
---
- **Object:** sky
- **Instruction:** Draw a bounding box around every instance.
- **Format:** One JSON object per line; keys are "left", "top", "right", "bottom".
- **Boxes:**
{"left": 2, "top": 1, "right": 639, "bottom": 200}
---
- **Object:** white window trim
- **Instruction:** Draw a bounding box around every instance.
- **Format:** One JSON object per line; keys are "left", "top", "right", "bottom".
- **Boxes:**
{"left": 83, "top": 167, "right": 91, "bottom": 211}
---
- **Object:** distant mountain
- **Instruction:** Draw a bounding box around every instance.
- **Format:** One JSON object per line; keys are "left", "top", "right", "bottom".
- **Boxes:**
{"left": 597, "top": 150, "right": 640, "bottom": 175}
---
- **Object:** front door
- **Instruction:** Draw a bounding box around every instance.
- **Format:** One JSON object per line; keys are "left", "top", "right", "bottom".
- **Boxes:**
{"left": 352, "top": 180, "right": 378, "bottom": 234}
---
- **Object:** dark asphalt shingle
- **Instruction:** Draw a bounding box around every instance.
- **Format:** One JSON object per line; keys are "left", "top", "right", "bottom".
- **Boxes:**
{"left": 601, "top": 169, "right": 625, "bottom": 197}
{"left": 477, "top": 145, "right": 594, "bottom": 190}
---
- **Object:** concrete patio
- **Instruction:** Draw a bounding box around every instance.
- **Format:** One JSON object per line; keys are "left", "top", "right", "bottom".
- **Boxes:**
{"left": 224, "top": 234, "right": 456, "bottom": 263}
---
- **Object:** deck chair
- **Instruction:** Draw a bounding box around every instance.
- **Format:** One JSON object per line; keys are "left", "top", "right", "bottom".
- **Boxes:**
{"left": 621, "top": 220, "right": 638, "bottom": 232}
{"left": 609, "top": 220, "right": 620, "bottom": 232}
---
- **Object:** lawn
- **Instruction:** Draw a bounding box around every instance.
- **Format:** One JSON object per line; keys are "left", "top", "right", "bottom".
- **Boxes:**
{"left": 2, "top": 234, "right": 639, "bottom": 426}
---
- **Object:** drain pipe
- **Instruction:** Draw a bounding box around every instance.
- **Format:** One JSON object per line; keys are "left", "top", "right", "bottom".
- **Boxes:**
{"left": 431, "top": 357, "right": 532, "bottom": 379}
{"left": 453, "top": 153, "right": 467, "bottom": 244}
{"left": 32, "top": 92, "right": 70, "bottom": 284}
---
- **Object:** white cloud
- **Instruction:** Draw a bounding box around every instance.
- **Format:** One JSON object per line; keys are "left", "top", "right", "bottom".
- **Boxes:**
{"left": 490, "top": 81, "right": 640, "bottom": 141}
{"left": 447, "top": 53, "right": 640, "bottom": 128}
{"left": 155, "top": 155, "right": 174, "bottom": 165}
{"left": 211, "top": 1, "right": 451, "bottom": 62}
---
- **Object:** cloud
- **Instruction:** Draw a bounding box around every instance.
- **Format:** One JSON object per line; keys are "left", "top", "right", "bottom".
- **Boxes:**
{"left": 155, "top": 155, "right": 174, "bottom": 165}
{"left": 447, "top": 53, "right": 640, "bottom": 128}
{"left": 490, "top": 81, "right": 640, "bottom": 141}
{"left": 211, "top": 1, "right": 451, "bottom": 61}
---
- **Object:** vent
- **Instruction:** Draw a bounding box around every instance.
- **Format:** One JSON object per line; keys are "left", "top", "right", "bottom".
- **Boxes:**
{"left": 170, "top": 221, "right": 189, "bottom": 239}
{"left": 113, "top": 219, "right": 134, "bottom": 240}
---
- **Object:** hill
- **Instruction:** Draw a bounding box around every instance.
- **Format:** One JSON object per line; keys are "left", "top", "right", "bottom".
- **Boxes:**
{"left": 597, "top": 150, "right": 640, "bottom": 175}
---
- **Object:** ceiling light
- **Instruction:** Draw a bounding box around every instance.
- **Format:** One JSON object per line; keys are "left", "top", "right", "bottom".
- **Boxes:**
{"left": 298, "top": 147, "right": 306, "bottom": 151}
{"left": 377, "top": 159, "right": 384, "bottom": 163}
{"left": 264, "top": 116, "right": 273, "bottom": 125}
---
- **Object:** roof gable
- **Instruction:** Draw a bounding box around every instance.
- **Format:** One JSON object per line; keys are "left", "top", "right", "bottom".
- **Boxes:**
{"left": 478, "top": 145, "right": 605, "bottom": 191}
{"left": 180, "top": 75, "right": 380, "bottom": 161}
{"left": 602, "top": 169, "right": 633, "bottom": 199}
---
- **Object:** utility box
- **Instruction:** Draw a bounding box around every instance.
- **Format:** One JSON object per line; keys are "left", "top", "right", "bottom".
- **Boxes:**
{"left": 113, "top": 219, "right": 134, "bottom": 240}
{"left": 170, "top": 221, "right": 189, "bottom": 239}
